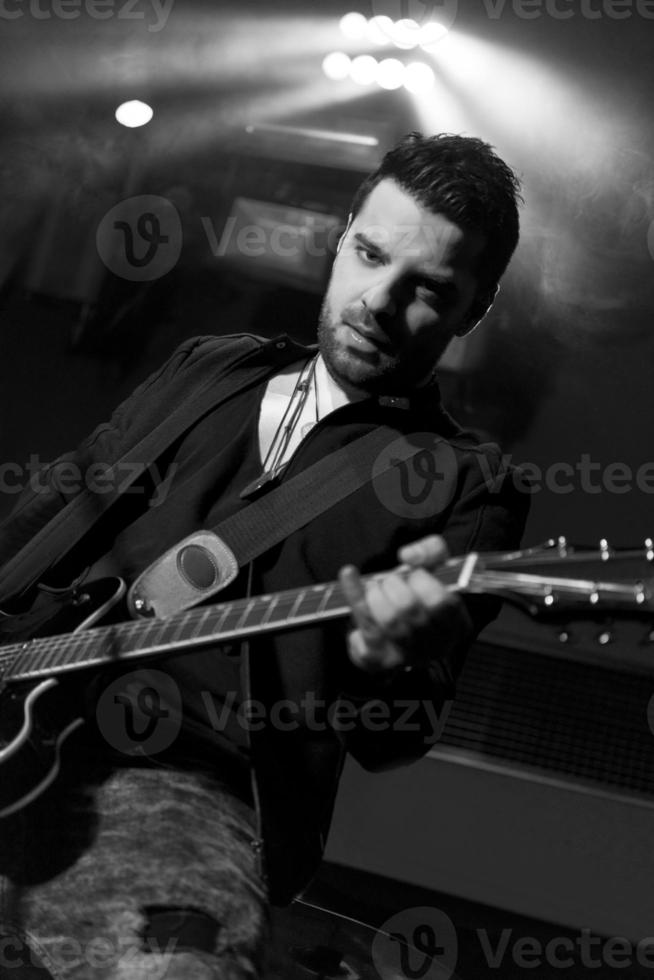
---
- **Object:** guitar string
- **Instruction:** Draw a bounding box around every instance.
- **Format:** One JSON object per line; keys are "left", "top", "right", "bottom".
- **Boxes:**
{"left": 3, "top": 565, "right": 419, "bottom": 665}
{"left": 4, "top": 560, "right": 478, "bottom": 668}
{"left": 0, "top": 582, "right": 346, "bottom": 670}
{"left": 0, "top": 567, "right": 646, "bottom": 663}
{"left": 2, "top": 561, "right": 650, "bottom": 673}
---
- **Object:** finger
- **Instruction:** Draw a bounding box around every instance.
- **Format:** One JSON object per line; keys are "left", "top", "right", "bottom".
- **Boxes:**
{"left": 398, "top": 534, "right": 449, "bottom": 570}
{"left": 339, "top": 564, "right": 365, "bottom": 607}
{"left": 346, "top": 628, "right": 399, "bottom": 673}
{"left": 339, "top": 566, "right": 384, "bottom": 640}
{"left": 367, "top": 574, "right": 427, "bottom": 633}
{"left": 404, "top": 567, "right": 449, "bottom": 611}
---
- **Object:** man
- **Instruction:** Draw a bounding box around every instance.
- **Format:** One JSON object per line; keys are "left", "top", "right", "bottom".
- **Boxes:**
{"left": 0, "top": 133, "right": 528, "bottom": 979}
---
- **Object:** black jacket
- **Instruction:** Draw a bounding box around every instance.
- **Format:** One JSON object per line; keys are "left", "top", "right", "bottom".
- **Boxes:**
{"left": 0, "top": 332, "right": 529, "bottom": 903}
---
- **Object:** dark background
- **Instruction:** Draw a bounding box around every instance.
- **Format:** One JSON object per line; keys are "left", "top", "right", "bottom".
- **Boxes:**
{"left": 1, "top": 0, "right": 653, "bottom": 549}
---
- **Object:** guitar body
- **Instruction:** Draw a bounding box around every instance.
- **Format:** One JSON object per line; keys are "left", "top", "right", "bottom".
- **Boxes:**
{"left": 0, "top": 578, "right": 125, "bottom": 817}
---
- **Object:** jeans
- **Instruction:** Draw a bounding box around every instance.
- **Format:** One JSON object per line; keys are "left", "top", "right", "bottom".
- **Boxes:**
{"left": 0, "top": 765, "right": 268, "bottom": 980}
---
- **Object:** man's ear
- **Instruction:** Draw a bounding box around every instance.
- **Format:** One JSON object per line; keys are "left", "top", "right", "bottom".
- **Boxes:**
{"left": 336, "top": 213, "right": 353, "bottom": 254}
{"left": 455, "top": 283, "right": 499, "bottom": 337}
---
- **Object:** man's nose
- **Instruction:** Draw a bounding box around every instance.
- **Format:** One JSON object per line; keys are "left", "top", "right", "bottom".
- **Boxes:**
{"left": 360, "top": 275, "right": 400, "bottom": 317}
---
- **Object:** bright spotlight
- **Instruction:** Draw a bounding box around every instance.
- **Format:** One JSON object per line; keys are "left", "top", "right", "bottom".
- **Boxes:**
{"left": 404, "top": 62, "right": 435, "bottom": 94}
{"left": 350, "top": 55, "right": 378, "bottom": 86}
{"left": 322, "top": 52, "right": 351, "bottom": 81}
{"left": 419, "top": 22, "right": 449, "bottom": 46}
{"left": 390, "top": 18, "right": 421, "bottom": 49}
{"left": 339, "top": 12, "right": 367, "bottom": 39}
{"left": 115, "top": 100, "right": 153, "bottom": 128}
{"left": 377, "top": 58, "right": 405, "bottom": 90}
{"left": 366, "top": 15, "right": 393, "bottom": 45}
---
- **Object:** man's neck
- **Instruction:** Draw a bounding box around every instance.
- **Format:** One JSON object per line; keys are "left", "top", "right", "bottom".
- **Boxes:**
{"left": 316, "top": 353, "right": 437, "bottom": 405}
{"left": 314, "top": 354, "right": 368, "bottom": 413}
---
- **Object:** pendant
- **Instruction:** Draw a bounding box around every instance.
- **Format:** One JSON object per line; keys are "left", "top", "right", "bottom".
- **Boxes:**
{"left": 239, "top": 469, "right": 277, "bottom": 499}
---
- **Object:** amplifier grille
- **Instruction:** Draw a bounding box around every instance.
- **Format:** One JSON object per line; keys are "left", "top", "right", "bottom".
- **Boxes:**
{"left": 438, "top": 641, "right": 654, "bottom": 799}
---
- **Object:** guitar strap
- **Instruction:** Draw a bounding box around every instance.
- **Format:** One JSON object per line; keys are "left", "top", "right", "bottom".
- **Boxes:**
{"left": 0, "top": 340, "right": 283, "bottom": 604}
{"left": 126, "top": 426, "right": 426, "bottom": 618}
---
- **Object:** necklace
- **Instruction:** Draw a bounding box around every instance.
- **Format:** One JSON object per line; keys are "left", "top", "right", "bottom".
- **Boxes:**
{"left": 260, "top": 355, "right": 319, "bottom": 481}
{"left": 239, "top": 355, "right": 321, "bottom": 499}
{"left": 300, "top": 355, "right": 320, "bottom": 439}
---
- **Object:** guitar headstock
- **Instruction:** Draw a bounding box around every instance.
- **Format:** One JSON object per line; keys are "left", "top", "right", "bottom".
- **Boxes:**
{"left": 463, "top": 536, "right": 654, "bottom": 623}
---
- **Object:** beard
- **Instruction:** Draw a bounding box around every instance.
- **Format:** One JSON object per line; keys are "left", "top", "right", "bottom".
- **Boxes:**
{"left": 317, "top": 297, "right": 437, "bottom": 397}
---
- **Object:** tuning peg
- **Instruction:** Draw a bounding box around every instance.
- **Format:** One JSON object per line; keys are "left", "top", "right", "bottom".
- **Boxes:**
{"left": 557, "top": 536, "right": 568, "bottom": 556}
{"left": 645, "top": 539, "right": 654, "bottom": 561}
{"left": 557, "top": 627, "right": 573, "bottom": 643}
{"left": 599, "top": 539, "right": 612, "bottom": 561}
{"left": 596, "top": 627, "right": 614, "bottom": 645}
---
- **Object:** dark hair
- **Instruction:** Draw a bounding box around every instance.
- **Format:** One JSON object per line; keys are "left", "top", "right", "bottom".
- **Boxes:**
{"left": 349, "top": 132, "right": 523, "bottom": 290}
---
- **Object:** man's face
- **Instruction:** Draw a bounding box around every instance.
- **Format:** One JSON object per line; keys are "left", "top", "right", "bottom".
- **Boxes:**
{"left": 318, "top": 177, "right": 490, "bottom": 395}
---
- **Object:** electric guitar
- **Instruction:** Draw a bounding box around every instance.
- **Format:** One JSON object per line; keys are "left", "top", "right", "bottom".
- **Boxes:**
{"left": 1, "top": 538, "right": 653, "bottom": 818}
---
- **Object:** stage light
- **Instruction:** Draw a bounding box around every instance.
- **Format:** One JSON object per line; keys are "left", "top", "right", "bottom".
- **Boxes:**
{"left": 339, "top": 12, "right": 367, "bottom": 39}
{"left": 377, "top": 58, "right": 405, "bottom": 90}
{"left": 322, "top": 52, "right": 351, "bottom": 81}
{"left": 335, "top": 12, "right": 449, "bottom": 55}
{"left": 366, "top": 15, "right": 393, "bottom": 45}
{"left": 419, "top": 22, "right": 449, "bottom": 47}
{"left": 404, "top": 62, "right": 435, "bottom": 94}
{"left": 390, "top": 18, "right": 421, "bottom": 49}
{"left": 115, "top": 100, "right": 153, "bottom": 128}
{"left": 350, "top": 55, "right": 378, "bottom": 86}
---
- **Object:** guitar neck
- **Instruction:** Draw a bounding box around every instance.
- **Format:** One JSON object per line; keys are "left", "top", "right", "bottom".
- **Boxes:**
{"left": 1, "top": 567, "right": 458, "bottom": 684}
{"left": 3, "top": 544, "right": 653, "bottom": 684}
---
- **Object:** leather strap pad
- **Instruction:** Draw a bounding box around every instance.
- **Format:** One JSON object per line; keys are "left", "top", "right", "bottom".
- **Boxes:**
{"left": 126, "top": 531, "right": 239, "bottom": 619}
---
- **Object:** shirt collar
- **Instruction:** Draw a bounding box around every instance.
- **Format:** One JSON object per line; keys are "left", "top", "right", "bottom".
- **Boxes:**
{"left": 267, "top": 335, "right": 441, "bottom": 413}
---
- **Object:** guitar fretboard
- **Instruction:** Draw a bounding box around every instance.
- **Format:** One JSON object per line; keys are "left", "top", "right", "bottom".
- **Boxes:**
{"left": 2, "top": 546, "right": 652, "bottom": 684}
{"left": 0, "top": 577, "right": 379, "bottom": 683}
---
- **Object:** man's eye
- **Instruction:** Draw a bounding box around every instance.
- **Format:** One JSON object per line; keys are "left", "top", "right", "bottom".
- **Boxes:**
{"left": 416, "top": 282, "right": 454, "bottom": 306}
{"left": 355, "top": 246, "right": 382, "bottom": 265}
{"left": 416, "top": 283, "right": 441, "bottom": 303}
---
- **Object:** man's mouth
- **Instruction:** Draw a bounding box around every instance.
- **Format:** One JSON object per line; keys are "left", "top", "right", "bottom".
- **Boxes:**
{"left": 343, "top": 321, "right": 392, "bottom": 355}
